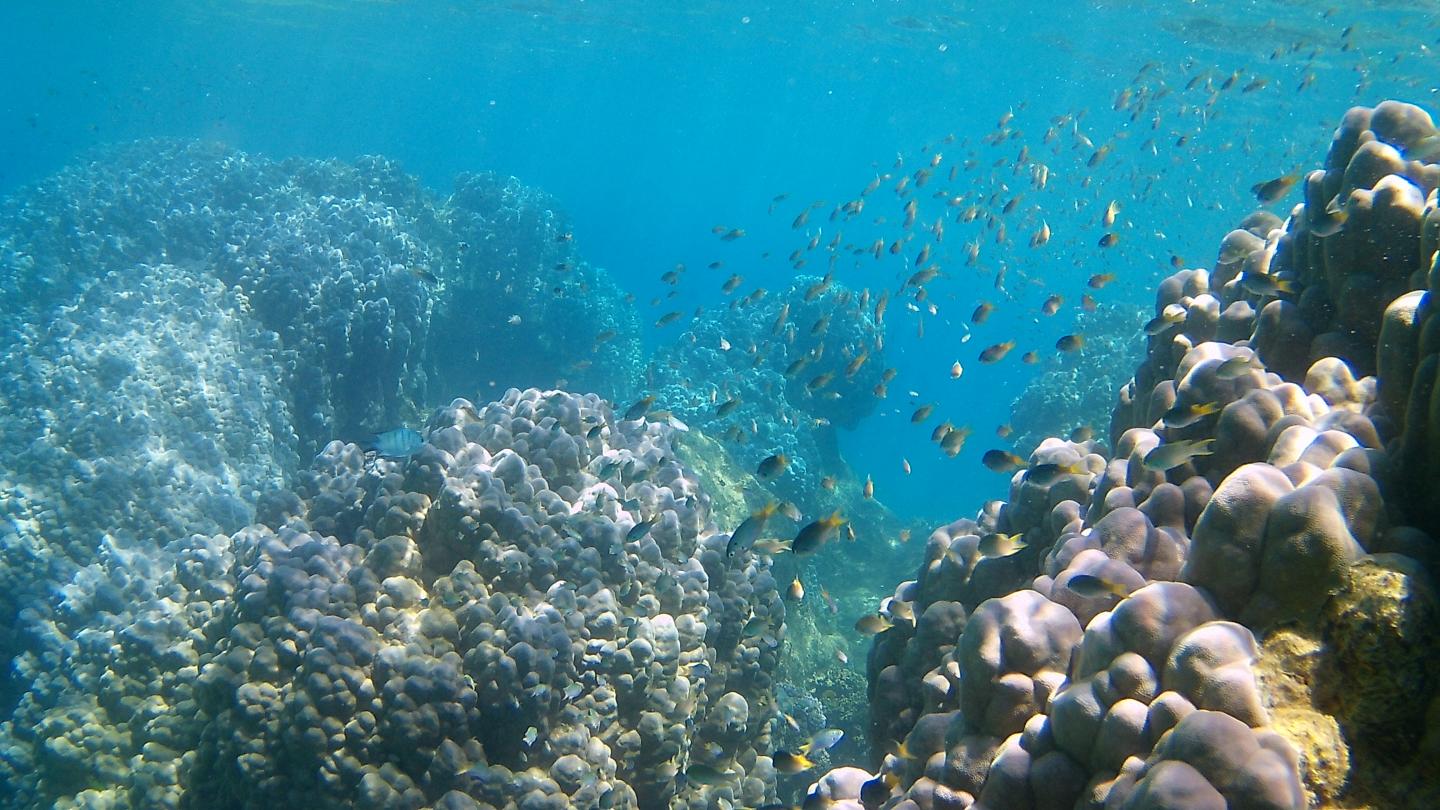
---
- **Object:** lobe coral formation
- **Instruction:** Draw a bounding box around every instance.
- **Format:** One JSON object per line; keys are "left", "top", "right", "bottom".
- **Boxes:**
{"left": 805, "top": 99, "right": 1440, "bottom": 810}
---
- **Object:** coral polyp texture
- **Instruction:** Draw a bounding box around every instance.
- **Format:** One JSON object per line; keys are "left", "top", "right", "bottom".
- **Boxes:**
{"left": 3, "top": 390, "right": 788, "bottom": 809}
{"left": 0, "top": 141, "right": 655, "bottom": 809}
{"left": 824, "top": 99, "right": 1440, "bottom": 810}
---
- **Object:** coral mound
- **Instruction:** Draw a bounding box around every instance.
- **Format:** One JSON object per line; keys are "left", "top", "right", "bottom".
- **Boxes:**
{"left": 826, "top": 99, "right": 1440, "bottom": 810}
{"left": 2, "top": 389, "right": 789, "bottom": 809}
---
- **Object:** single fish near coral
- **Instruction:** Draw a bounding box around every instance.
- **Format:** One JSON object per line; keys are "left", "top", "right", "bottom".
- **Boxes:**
{"left": 1162, "top": 400, "right": 1222, "bottom": 429}
{"left": 772, "top": 750, "right": 816, "bottom": 775}
{"left": 1065, "top": 572, "right": 1132, "bottom": 598}
{"left": 854, "top": 614, "right": 893, "bottom": 635}
{"left": 623, "top": 395, "right": 655, "bottom": 421}
{"left": 726, "top": 502, "right": 779, "bottom": 557}
{"left": 1215, "top": 353, "right": 1261, "bottom": 380}
{"left": 363, "top": 427, "right": 424, "bottom": 459}
{"left": 803, "top": 729, "right": 845, "bottom": 754}
{"left": 752, "top": 538, "right": 792, "bottom": 555}
{"left": 1252, "top": 173, "right": 1299, "bottom": 204}
{"left": 1143, "top": 304, "right": 1187, "bottom": 335}
{"left": 684, "top": 763, "right": 734, "bottom": 786}
{"left": 626, "top": 516, "right": 660, "bottom": 542}
{"left": 786, "top": 578, "right": 805, "bottom": 601}
{"left": 1143, "top": 438, "right": 1214, "bottom": 471}
{"left": 1241, "top": 271, "right": 1295, "bottom": 297}
{"left": 861, "top": 773, "right": 900, "bottom": 807}
{"left": 757, "top": 454, "right": 790, "bottom": 480}
{"left": 982, "top": 449, "right": 1027, "bottom": 473}
{"left": 1056, "top": 334, "right": 1085, "bottom": 352}
{"left": 793, "top": 512, "right": 845, "bottom": 555}
{"left": 1025, "top": 461, "right": 1086, "bottom": 485}
{"left": 978, "top": 532, "right": 1027, "bottom": 558}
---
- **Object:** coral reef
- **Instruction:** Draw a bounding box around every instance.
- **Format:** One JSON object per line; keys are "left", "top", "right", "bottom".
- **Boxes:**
{"left": 816, "top": 99, "right": 1440, "bottom": 810}
{"left": 1, "top": 390, "right": 790, "bottom": 809}
{"left": 0, "top": 141, "right": 649, "bottom": 809}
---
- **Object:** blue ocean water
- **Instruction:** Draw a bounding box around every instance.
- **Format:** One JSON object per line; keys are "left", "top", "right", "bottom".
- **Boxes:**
{"left": 3, "top": 3, "right": 1440, "bottom": 808}
{"left": 3, "top": 2, "right": 1430, "bottom": 521}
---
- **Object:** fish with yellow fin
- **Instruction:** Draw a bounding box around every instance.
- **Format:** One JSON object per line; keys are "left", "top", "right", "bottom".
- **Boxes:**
{"left": 1252, "top": 173, "right": 1298, "bottom": 204}
{"left": 1162, "top": 400, "right": 1222, "bottom": 429}
{"left": 1065, "top": 572, "right": 1132, "bottom": 599}
{"left": 727, "top": 502, "right": 779, "bottom": 557}
{"left": 794, "top": 512, "right": 845, "bottom": 555}
{"left": 854, "top": 614, "right": 893, "bottom": 635}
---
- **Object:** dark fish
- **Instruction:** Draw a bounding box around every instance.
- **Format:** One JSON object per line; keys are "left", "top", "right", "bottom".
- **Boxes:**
{"left": 363, "top": 428, "right": 424, "bottom": 459}
{"left": 971, "top": 301, "right": 994, "bottom": 324}
{"left": 1065, "top": 572, "right": 1132, "bottom": 598}
{"left": 627, "top": 516, "right": 658, "bottom": 541}
{"left": 911, "top": 404, "right": 934, "bottom": 423}
{"left": 717, "top": 398, "right": 742, "bottom": 417}
{"left": 1162, "top": 400, "right": 1221, "bottom": 429}
{"left": 861, "top": 773, "right": 899, "bottom": 808}
{"left": 772, "top": 750, "right": 816, "bottom": 774}
{"left": 1240, "top": 271, "right": 1295, "bottom": 297}
{"left": 757, "top": 454, "right": 790, "bottom": 480}
{"left": 1056, "top": 334, "right": 1085, "bottom": 352}
{"left": 1098, "top": 232, "right": 1119, "bottom": 248}
{"left": 1025, "top": 461, "right": 1085, "bottom": 485}
{"left": 982, "top": 449, "right": 1027, "bottom": 473}
{"left": 1215, "top": 354, "right": 1260, "bottom": 380}
{"left": 1252, "top": 174, "right": 1298, "bottom": 204}
{"left": 854, "top": 614, "right": 893, "bottom": 635}
{"left": 623, "top": 395, "right": 655, "bottom": 421}
{"left": 979, "top": 341, "right": 1016, "bottom": 363}
{"left": 684, "top": 763, "right": 733, "bottom": 786}
{"left": 727, "top": 502, "right": 779, "bottom": 557}
{"left": 793, "top": 512, "right": 845, "bottom": 555}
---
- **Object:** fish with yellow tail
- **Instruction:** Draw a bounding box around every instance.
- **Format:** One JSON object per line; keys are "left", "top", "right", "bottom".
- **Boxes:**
{"left": 793, "top": 512, "right": 845, "bottom": 555}
{"left": 726, "top": 502, "right": 779, "bottom": 557}
{"left": 1162, "top": 400, "right": 1222, "bottom": 429}
{"left": 1064, "top": 572, "right": 1133, "bottom": 599}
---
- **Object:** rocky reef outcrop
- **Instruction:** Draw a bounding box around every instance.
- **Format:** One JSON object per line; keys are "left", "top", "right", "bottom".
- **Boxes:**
{"left": 819, "top": 99, "right": 1440, "bottom": 810}
{"left": 1, "top": 390, "right": 788, "bottom": 809}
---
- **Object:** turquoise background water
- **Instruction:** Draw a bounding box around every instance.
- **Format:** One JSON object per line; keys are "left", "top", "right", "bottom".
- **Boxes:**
{"left": 2, "top": 1, "right": 1432, "bottom": 524}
